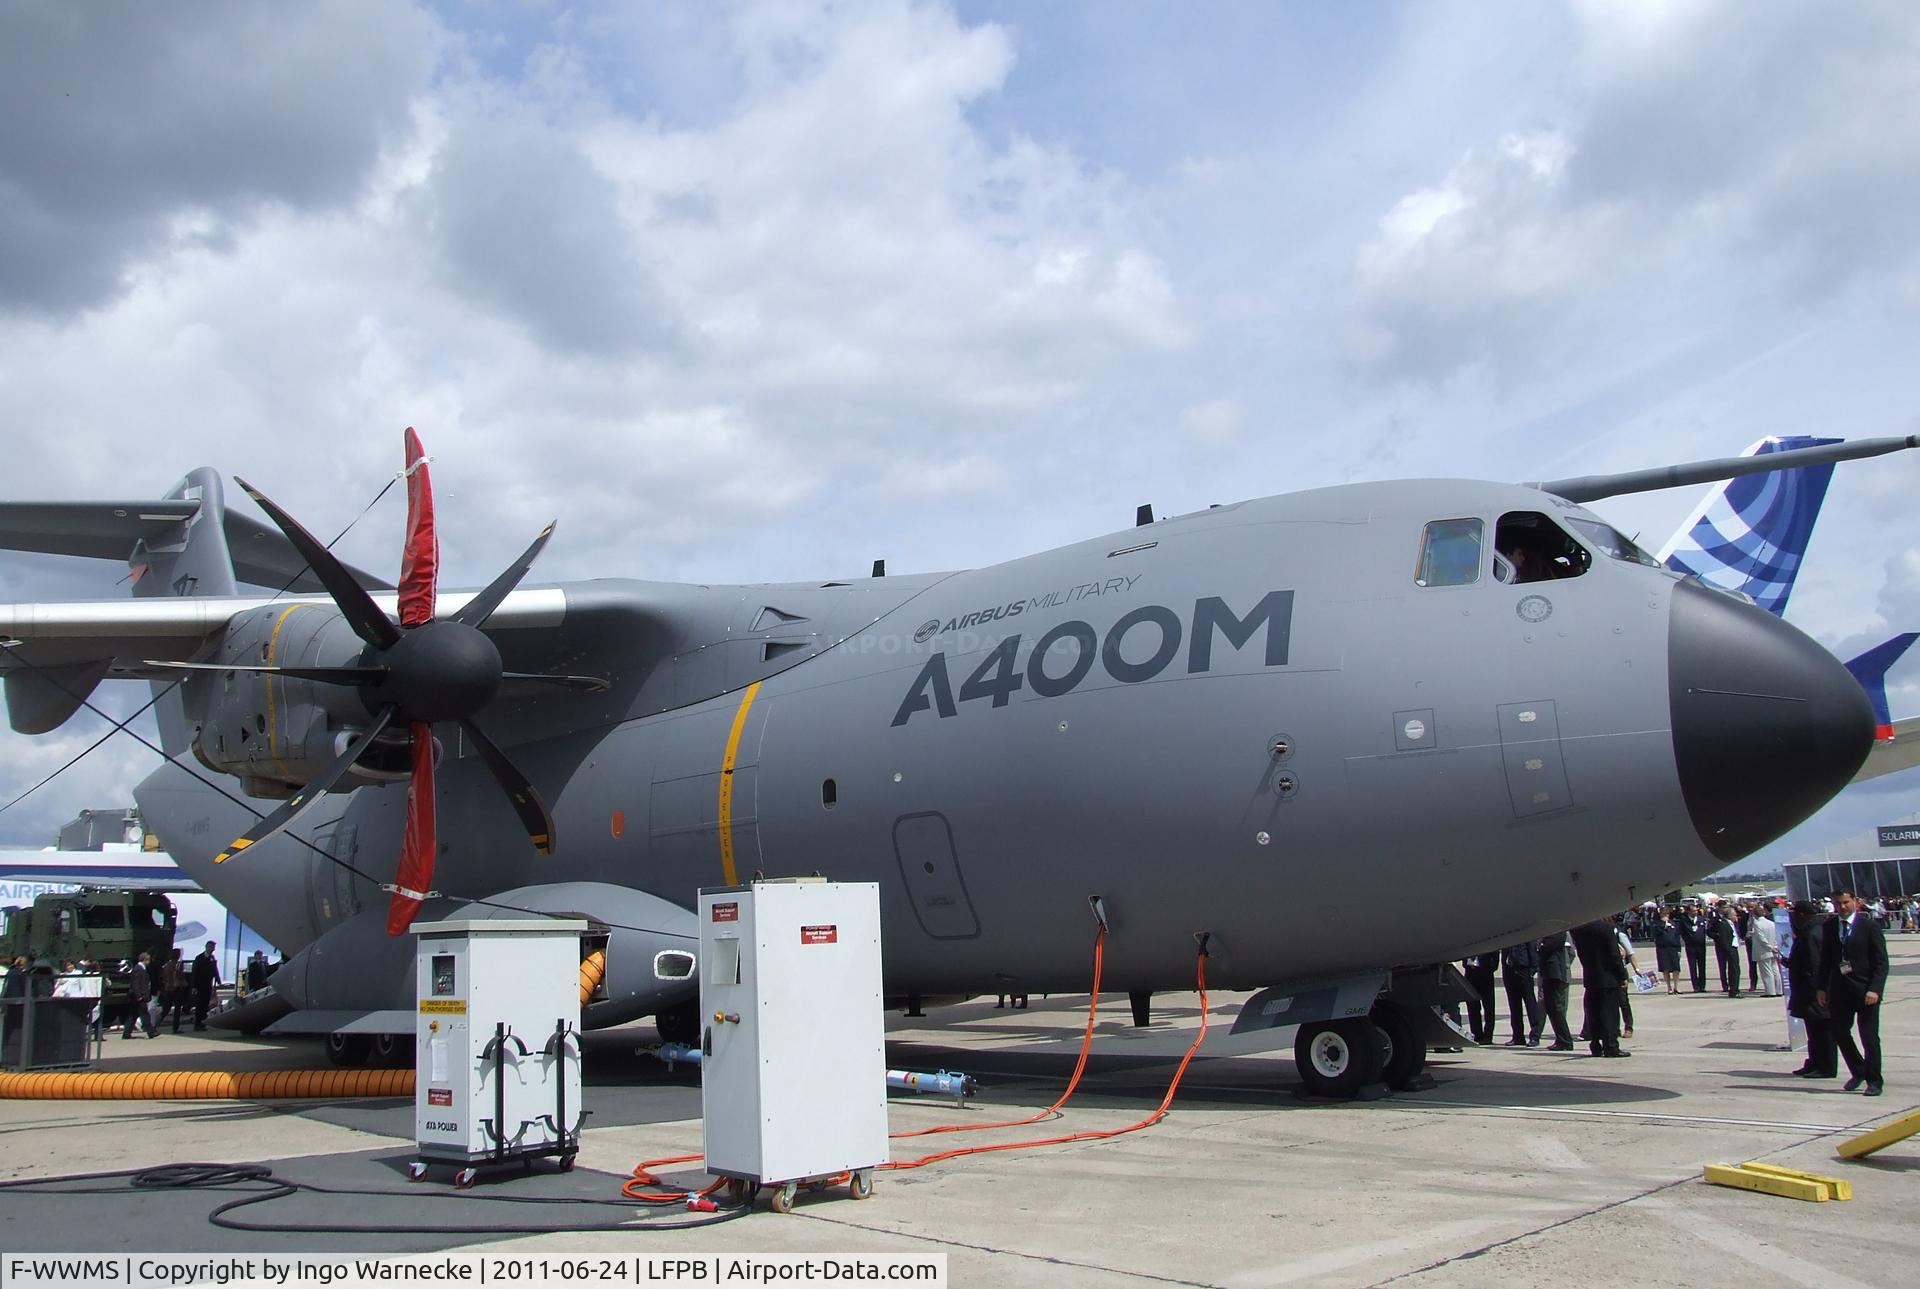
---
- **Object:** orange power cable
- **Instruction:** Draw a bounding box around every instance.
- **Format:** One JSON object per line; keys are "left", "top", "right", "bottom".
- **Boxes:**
{"left": 881, "top": 943, "right": 1211, "bottom": 1171}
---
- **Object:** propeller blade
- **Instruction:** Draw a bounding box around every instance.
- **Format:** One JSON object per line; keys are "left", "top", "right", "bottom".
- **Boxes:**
{"left": 500, "top": 671, "right": 611, "bottom": 693}
{"left": 451, "top": 522, "right": 555, "bottom": 630}
{"left": 146, "top": 660, "right": 386, "bottom": 686}
{"left": 397, "top": 427, "right": 438, "bottom": 629}
{"left": 387, "top": 720, "right": 438, "bottom": 935}
{"left": 459, "top": 717, "right": 555, "bottom": 854}
{"left": 214, "top": 705, "right": 397, "bottom": 863}
{"left": 236, "top": 478, "right": 401, "bottom": 650}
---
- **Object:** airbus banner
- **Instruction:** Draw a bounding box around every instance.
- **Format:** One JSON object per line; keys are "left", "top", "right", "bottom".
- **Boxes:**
{"left": 1876, "top": 825, "right": 1920, "bottom": 847}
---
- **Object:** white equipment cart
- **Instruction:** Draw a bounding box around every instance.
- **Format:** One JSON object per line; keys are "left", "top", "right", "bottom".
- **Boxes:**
{"left": 698, "top": 880, "right": 887, "bottom": 1212}
{"left": 408, "top": 918, "right": 587, "bottom": 1187}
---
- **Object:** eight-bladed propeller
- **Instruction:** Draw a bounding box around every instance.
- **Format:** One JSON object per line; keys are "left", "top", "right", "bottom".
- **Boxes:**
{"left": 166, "top": 429, "right": 606, "bottom": 934}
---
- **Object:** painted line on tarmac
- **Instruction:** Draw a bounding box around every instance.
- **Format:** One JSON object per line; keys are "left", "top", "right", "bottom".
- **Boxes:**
{"left": 1403, "top": 1100, "right": 1853, "bottom": 1133}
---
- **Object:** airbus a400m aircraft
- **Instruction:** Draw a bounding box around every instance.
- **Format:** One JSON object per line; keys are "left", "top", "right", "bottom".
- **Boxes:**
{"left": 0, "top": 432, "right": 1910, "bottom": 1095}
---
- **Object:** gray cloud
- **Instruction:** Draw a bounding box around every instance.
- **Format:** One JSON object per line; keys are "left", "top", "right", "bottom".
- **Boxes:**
{"left": 0, "top": 0, "right": 434, "bottom": 314}
{"left": 1344, "top": 1, "right": 1920, "bottom": 387}
{"left": 419, "top": 118, "right": 678, "bottom": 357}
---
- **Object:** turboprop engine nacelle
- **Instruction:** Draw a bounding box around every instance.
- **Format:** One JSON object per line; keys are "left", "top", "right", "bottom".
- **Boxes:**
{"left": 188, "top": 604, "right": 402, "bottom": 794}
{"left": 273, "top": 882, "right": 700, "bottom": 1028}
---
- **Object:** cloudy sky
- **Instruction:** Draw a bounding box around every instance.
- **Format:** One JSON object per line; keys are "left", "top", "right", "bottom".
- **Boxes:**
{"left": 3, "top": 0, "right": 1918, "bottom": 875}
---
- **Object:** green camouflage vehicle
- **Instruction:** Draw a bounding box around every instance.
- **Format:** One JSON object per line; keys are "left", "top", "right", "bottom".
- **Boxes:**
{"left": 1, "top": 892, "right": 176, "bottom": 1016}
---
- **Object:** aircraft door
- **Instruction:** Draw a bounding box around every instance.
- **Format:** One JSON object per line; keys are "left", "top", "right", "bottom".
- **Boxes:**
{"left": 1496, "top": 701, "right": 1573, "bottom": 818}
{"left": 306, "top": 823, "right": 361, "bottom": 929}
{"left": 892, "top": 812, "right": 980, "bottom": 939}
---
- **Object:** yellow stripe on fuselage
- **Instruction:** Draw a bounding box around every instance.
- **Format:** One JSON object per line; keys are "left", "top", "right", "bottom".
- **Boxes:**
{"left": 264, "top": 604, "right": 304, "bottom": 780}
{"left": 717, "top": 682, "right": 762, "bottom": 886}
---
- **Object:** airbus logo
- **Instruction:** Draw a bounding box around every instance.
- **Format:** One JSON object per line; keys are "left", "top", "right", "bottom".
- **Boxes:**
{"left": 914, "top": 619, "right": 940, "bottom": 643}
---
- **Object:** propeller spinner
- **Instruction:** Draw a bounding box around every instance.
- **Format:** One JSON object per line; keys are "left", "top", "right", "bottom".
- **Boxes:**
{"left": 173, "top": 429, "right": 601, "bottom": 934}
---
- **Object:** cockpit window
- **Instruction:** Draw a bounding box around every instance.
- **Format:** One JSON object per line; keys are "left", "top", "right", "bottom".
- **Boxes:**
{"left": 1416, "top": 518, "right": 1484, "bottom": 587}
{"left": 1493, "top": 512, "right": 1590, "bottom": 583}
{"left": 1564, "top": 516, "right": 1661, "bottom": 567}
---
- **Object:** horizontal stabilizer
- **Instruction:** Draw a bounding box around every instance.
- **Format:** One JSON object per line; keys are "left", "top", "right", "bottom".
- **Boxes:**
{"left": 0, "top": 496, "right": 392, "bottom": 593}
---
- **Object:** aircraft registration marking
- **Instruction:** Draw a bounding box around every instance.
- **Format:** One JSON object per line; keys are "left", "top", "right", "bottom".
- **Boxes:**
{"left": 893, "top": 592, "right": 1294, "bottom": 726}
{"left": 717, "top": 681, "right": 762, "bottom": 886}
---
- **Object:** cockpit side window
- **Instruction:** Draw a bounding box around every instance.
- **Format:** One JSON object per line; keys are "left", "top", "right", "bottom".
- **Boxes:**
{"left": 1494, "top": 511, "right": 1590, "bottom": 583}
{"left": 1416, "top": 518, "right": 1484, "bottom": 587}
{"left": 1564, "top": 516, "right": 1661, "bottom": 567}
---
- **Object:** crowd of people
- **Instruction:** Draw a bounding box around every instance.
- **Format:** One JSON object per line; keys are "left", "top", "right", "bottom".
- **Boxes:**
{"left": 1459, "top": 889, "right": 1891, "bottom": 1094}
{"left": 2, "top": 944, "right": 281, "bottom": 1042}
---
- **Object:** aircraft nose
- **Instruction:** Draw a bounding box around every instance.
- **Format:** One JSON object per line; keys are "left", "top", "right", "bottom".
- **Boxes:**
{"left": 1669, "top": 578, "right": 1873, "bottom": 862}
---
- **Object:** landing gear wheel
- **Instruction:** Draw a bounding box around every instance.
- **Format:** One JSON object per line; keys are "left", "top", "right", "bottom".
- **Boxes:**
{"left": 370, "top": 1032, "right": 408, "bottom": 1067}
{"left": 453, "top": 1168, "right": 479, "bottom": 1189}
{"left": 655, "top": 999, "right": 700, "bottom": 1046}
{"left": 1295, "top": 1018, "right": 1387, "bottom": 1099}
{"left": 1369, "top": 1002, "right": 1423, "bottom": 1091}
{"left": 406, "top": 1161, "right": 428, "bottom": 1183}
{"left": 325, "top": 1033, "right": 371, "bottom": 1067}
{"left": 849, "top": 1170, "right": 873, "bottom": 1200}
{"left": 771, "top": 1181, "right": 797, "bottom": 1214}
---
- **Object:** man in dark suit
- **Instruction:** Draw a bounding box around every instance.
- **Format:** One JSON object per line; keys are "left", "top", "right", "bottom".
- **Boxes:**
{"left": 1500, "top": 939, "right": 1543, "bottom": 1045}
{"left": 1461, "top": 955, "right": 1499, "bottom": 1046}
{"left": 1707, "top": 907, "right": 1742, "bottom": 997}
{"left": 1819, "top": 890, "right": 1889, "bottom": 1096}
{"left": 1570, "top": 919, "right": 1628, "bottom": 1057}
{"left": 1536, "top": 932, "right": 1575, "bottom": 1050}
{"left": 1679, "top": 905, "right": 1709, "bottom": 992}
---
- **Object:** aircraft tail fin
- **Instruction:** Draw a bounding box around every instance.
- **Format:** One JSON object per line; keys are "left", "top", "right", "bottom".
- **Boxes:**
{"left": 130, "top": 470, "right": 241, "bottom": 754}
{"left": 1844, "top": 632, "right": 1917, "bottom": 742}
{"left": 1655, "top": 435, "right": 1843, "bottom": 617}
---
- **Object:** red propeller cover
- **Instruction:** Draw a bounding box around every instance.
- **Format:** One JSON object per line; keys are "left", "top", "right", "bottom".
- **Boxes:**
{"left": 387, "top": 722, "right": 437, "bottom": 935}
{"left": 398, "top": 426, "right": 438, "bottom": 629}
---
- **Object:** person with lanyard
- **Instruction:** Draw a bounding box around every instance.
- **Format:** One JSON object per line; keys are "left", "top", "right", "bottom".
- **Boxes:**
{"left": 1818, "top": 889, "right": 1889, "bottom": 1096}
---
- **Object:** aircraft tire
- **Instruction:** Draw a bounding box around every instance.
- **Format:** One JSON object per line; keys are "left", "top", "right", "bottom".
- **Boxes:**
{"left": 1369, "top": 1002, "right": 1423, "bottom": 1090}
{"left": 325, "top": 1033, "right": 372, "bottom": 1067}
{"left": 1294, "top": 1019, "right": 1386, "bottom": 1099}
{"left": 655, "top": 999, "right": 700, "bottom": 1046}
{"left": 370, "top": 1032, "right": 411, "bottom": 1068}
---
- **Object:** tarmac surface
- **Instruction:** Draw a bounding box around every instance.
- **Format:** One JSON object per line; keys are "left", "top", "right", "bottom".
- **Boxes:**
{"left": 2, "top": 937, "right": 1917, "bottom": 1287}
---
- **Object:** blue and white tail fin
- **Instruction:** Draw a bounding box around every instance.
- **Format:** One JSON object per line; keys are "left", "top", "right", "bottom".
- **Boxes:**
{"left": 1844, "top": 633, "right": 1917, "bottom": 743}
{"left": 1655, "top": 435, "right": 1843, "bottom": 616}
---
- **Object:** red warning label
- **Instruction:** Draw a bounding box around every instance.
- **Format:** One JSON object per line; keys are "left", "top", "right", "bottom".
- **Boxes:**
{"left": 801, "top": 924, "right": 837, "bottom": 945}
{"left": 712, "top": 902, "right": 739, "bottom": 922}
{"left": 427, "top": 1088, "right": 452, "bottom": 1106}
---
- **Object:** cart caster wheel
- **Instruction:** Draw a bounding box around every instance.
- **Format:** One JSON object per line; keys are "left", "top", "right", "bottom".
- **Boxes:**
{"left": 804, "top": 1180, "right": 828, "bottom": 1194}
{"left": 454, "top": 1168, "right": 479, "bottom": 1189}
{"left": 560, "top": 1154, "right": 577, "bottom": 1173}
{"left": 849, "top": 1170, "right": 873, "bottom": 1200}
{"left": 406, "top": 1162, "right": 428, "bottom": 1183}
{"left": 724, "top": 1178, "right": 751, "bottom": 1204}
{"left": 771, "top": 1182, "right": 796, "bottom": 1214}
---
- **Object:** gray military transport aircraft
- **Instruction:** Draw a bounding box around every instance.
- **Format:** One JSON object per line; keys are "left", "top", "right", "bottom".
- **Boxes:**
{"left": 0, "top": 431, "right": 1912, "bottom": 1096}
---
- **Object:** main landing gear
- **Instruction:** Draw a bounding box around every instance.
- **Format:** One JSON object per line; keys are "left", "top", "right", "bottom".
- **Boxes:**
{"left": 1292, "top": 1001, "right": 1430, "bottom": 1099}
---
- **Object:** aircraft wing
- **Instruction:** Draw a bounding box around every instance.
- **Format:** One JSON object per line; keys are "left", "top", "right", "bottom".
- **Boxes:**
{"left": 0, "top": 588, "right": 567, "bottom": 676}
